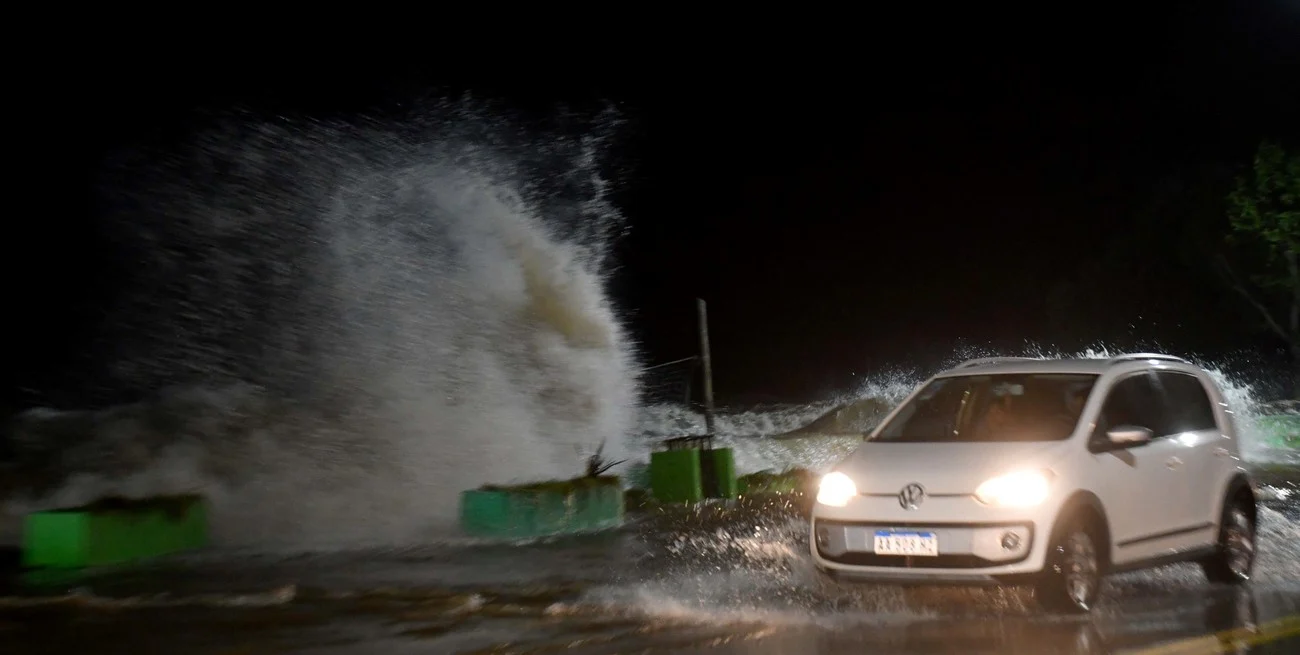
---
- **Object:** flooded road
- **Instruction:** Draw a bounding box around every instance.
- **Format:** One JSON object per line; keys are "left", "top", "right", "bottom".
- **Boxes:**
{"left": 3, "top": 469, "right": 1298, "bottom": 654}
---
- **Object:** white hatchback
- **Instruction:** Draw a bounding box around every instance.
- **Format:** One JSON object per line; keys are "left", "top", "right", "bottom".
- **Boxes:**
{"left": 810, "top": 354, "right": 1258, "bottom": 613}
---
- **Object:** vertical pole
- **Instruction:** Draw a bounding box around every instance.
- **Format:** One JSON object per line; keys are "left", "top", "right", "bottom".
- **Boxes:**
{"left": 697, "top": 298, "right": 716, "bottom": 435}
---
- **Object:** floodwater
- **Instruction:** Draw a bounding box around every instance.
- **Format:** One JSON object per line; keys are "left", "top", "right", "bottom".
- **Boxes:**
{"left": 3, "top": 470, "right": 1298, "bottom": 654}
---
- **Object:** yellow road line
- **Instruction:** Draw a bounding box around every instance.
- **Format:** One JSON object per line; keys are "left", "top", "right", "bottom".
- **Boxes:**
{"left": 1128, "top": 614, "right": 1300, "bottom": 655}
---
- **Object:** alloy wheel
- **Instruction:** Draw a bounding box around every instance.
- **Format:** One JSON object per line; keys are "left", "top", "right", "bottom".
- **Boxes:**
{"left": 1064, "top": 531, "right": 1099, "bottom": 607}
{"left": 1224, "top": 507, "right": 1254, "bottom": 579}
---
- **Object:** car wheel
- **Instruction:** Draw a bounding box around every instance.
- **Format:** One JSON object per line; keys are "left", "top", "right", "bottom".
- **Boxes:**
{"left": 1201, "top": 496, "right": 1255, "bottom": 584}
{"left": 1036, "top": 516, "right": 1103, "bottom": 613}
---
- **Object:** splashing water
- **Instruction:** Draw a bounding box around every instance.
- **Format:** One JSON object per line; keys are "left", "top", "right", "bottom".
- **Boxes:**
{"left": 631, "top": 344, "right": 1292, "bottom": 478}
{"left": 8, "top": 329, "right": 1287, "bottom": 550}
{"left": 2, "top": 102, "right": 640, "bottom": 549}
{"left": 1, "top": 104, "right": 1292, "bottom": 554}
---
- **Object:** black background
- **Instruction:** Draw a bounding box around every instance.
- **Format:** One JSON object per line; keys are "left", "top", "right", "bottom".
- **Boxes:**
{"left": 5, "top": 3, "right": 1300, "bottom": 409}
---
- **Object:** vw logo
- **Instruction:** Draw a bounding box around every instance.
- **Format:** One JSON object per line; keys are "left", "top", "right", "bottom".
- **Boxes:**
{"left": 899, "top": 483, "right": 926, "bottom": 510}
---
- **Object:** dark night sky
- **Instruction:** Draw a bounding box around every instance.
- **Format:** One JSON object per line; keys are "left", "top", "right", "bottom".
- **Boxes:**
{"left": 5, "top": 3, "right": 1300, "bottom": 409}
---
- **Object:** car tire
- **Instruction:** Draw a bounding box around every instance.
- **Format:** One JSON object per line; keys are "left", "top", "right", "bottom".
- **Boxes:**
{"left": 1201, "top": 495, "right": 1255, "bottom": 585}
{"left": 1035, "top": 514, "right": 1104, "bottom": 614}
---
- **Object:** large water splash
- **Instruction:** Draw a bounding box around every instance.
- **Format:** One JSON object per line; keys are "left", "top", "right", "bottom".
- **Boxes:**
{"left": 2, "top": 102, "right": 1292, "bottom": 551}
{"left": 2, "top": 102, "right": 641, "bottom": 549}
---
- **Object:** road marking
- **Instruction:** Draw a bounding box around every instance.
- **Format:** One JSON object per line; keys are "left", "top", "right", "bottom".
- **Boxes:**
{"left": 1128, "top": 614, "right": 1300, "bottom": 655}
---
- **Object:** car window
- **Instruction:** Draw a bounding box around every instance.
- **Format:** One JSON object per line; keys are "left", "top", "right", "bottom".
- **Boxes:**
{"left": 1096, "top": 373, "right": 1174, "bottom": 438}
{"left": 1096, "top": 371, "right": 1219, "bottom": 439}
{"left": 1156, "top": 372, "right": 1218, "bottom": 433}
{"left": 873, "top": 373, "right": 1098, "bottom": 443}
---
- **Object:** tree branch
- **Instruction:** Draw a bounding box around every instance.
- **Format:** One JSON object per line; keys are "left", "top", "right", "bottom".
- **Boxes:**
{"left": 1215, "top": 254, "right": 1295, "bottom": 347}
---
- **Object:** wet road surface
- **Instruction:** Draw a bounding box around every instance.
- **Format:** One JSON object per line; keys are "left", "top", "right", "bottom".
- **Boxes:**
{"left": 3, "top": 469, "right": 1298, "bottom": 654}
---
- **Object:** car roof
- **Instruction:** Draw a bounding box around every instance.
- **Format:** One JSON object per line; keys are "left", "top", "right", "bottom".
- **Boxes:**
{"left": 934, "top": 355, "right": 1205, "bottom": 377}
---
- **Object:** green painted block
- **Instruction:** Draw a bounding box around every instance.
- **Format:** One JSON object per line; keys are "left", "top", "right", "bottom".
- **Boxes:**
{"left": 573, "top": 484, "right": 624, "bottom": 531}
{"left": 701, "top": 447, "right": 738, "bottom": 499}
{"left": 459, "top": 478, "right": 624, "bottom": 539}
{"left": 459, "top": 489, "right": 515, "bottom": 536}
{"left": 650, "top": 449, "right": 703, "bottom": 503}
{"left": 22, "top": 495, "right": 208, "bottom": 569}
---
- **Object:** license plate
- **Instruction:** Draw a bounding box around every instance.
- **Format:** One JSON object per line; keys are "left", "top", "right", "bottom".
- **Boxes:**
{"left": 873, "top": 530, "right": 938, "bottom": 556}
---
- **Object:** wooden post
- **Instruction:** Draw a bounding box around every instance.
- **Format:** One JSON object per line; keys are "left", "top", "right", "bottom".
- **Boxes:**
{"left": 697, "top": 298, "right": 716, "bottom": 435}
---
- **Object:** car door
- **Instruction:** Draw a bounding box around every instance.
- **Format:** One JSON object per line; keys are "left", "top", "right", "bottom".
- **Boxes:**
{"left": 1152, "top": 371, "right": 1225, "bottom": 548}
{"left": 1087, "top": 371, "right": 1190, "bottom": 565}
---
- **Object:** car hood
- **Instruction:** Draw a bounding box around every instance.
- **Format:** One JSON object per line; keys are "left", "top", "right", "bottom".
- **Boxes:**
{"left": 837, "top": 441, "right": 1071, "bottom": 495}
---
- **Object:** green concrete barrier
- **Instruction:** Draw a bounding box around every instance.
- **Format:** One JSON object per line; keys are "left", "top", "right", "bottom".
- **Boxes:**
{"left": 650, "top": 449, "right": 703, "bottom": 503}
{"left": 459, "top": 476, "right": 624, "bottom": 539}
{"left": 648, "top": 437, "right": 740, "bottom": 502}
{"left": 22, "top": 494, "right": 208, "bottom": 569}
{"left": 701, "top": 447, "right": 738, "bottom": 499}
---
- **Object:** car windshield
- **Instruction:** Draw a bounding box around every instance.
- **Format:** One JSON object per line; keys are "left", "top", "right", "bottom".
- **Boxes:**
{"left": 872, "top": 373, "right": 1099, "bottom": 443}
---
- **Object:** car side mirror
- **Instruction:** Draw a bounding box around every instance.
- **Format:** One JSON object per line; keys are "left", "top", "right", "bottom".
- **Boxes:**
{"left": 1105, "top": 425, "right": 1153, "bottom": 447}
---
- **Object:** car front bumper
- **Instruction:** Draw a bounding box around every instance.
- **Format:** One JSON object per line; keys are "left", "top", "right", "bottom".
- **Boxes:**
{"left": 810, "top": 493, "right": 1063, "bottom": 585}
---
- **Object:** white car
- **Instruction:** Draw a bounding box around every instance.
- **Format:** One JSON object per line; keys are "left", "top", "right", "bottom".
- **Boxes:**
{"left": 810, "top": 353, "right": 1257, "bottom": 613}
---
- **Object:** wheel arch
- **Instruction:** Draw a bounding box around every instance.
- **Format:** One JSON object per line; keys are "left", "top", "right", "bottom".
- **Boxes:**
{"left": 1048, "top": 490, "right": 1113, "bottom": 568}
{"left": 1219, "top": 471, "right": 1257, "bottom": 527}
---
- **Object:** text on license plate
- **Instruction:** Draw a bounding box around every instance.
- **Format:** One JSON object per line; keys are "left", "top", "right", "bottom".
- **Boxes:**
{"left": 873, "top": 530, "right": 938, "bottom": 556}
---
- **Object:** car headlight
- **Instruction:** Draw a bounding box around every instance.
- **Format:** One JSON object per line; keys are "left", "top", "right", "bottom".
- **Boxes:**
{"left": 974, "top": 470, "right": 1053, "bottom": 507}
{"left": 817, "top": 471, "right": 858, "bottom": 507}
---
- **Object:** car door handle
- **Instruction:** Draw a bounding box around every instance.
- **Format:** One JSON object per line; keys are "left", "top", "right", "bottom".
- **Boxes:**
{"left": 1165, "top": 456, "right": 1183, "bottom": 470}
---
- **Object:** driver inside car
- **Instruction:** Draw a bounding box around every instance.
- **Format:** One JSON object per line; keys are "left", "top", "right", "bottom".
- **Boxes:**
{"left": 1047, "top": 383, "right": 1090, "bottom": 437}
{"left": 972, "top": 386, "right": 1023, "bottom": 440}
